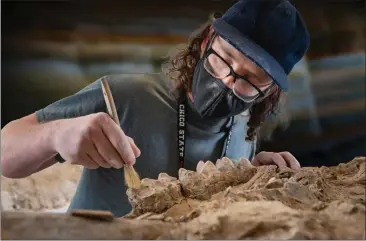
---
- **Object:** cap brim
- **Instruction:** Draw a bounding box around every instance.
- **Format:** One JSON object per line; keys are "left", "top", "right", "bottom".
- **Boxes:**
{"left": 213, "top": 18, "right": 288, "bottom": 91}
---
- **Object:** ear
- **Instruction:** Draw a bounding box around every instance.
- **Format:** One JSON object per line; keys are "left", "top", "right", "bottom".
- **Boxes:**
{"left": 266, "top": 84, "right": 280, "bottom": 97}
{"left": 200, "top": 27, "right": 214, "bottom": 57}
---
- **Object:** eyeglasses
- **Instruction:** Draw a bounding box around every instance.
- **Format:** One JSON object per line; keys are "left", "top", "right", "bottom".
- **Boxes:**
{"left": 203, "top": 34, "right": 274, "bottom": 102}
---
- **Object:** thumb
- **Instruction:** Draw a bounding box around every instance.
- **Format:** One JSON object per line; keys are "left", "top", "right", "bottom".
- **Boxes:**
{"left": 127, "top": 136, "right": 141, "bottom": 159}
{"left": 251, "top": 158, "right": 261, "bottom": 166}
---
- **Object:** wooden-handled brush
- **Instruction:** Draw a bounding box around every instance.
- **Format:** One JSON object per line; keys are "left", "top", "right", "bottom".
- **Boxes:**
{"left": 100, "top": 77, "right": 141, "bottom": 189}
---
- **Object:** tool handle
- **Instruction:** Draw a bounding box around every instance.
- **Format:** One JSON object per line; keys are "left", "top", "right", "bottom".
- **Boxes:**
{"left": 101, "top": 77, "right": 120, "bottom": 126}
{"left": 71, "top": 209, "right": 114, "bottom": 222}
{"left": 100, "top": 77, "right": 141, "bottom": 189}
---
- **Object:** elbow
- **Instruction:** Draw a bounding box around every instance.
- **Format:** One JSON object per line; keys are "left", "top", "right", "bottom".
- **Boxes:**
{"left": 1, "top": 121, "right": 32, "bottom": 179}
{"left": 1, "top": 159, "right": 29, "bottom": 179}
{"left": 2, "top": 170, "right": 30, "bottom": 179}
{"left": 1, "top": 145, "right": 30, "bottom": 179}
{"left": 1, "top": 171, "right": 21, "bottom": 179}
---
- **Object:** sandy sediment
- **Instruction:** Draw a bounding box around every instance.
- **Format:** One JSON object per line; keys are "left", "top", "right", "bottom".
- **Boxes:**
{"left": 125, "top": 156, "right": 365, "bottom": 239}
{"left": 1, "top": 157, "right": 365, "bottom": 239}
{"left": 1, "top": 163, "right": 82, "bottom": 211}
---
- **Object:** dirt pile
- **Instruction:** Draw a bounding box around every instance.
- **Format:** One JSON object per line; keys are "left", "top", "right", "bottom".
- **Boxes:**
{"left": 124, "top": 157, "right": 365, "bottom": 239}
{"left": 1, "top": 163, "right": 82, "bottom": 211}
{"left": 1, "top": 157, "right": 365, "bottom": 240}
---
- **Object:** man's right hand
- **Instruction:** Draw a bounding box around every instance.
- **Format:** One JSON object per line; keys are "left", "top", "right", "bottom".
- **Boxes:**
{"left": 53, "top": 112, "right": 140, "bottom": 169}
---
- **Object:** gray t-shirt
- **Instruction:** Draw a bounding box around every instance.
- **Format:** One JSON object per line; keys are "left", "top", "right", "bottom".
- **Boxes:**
{"left": 35, "top": 73, "right": 256, "bottom": 216}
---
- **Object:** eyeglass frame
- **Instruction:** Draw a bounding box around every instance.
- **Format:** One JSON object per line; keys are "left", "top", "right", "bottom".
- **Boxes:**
{"left": 202, "top": 32, "right": 275, "bottom": 101}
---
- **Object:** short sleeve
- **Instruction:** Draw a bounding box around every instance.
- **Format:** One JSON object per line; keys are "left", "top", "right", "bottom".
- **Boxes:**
{"left": 35, "top": 77, "right": 106, "bottom": 123}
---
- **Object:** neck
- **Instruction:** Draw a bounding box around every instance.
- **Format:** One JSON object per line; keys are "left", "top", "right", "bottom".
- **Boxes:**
{"left": 187, "top": 92, "right": 194, "bottom": 102}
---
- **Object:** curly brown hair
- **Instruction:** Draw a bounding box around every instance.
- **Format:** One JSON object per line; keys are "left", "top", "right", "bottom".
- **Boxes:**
{"left": 162, "top": 20, "right": 286, "bottom": 142}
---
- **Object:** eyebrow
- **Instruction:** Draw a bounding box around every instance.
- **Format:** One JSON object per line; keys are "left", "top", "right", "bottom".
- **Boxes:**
{"left": 214, "top": 36, "right": 268, "bottom": 81}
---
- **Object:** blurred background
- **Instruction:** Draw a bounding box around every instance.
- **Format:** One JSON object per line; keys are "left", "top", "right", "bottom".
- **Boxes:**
{"left": 2, "top": 0, "right": 365, "bottom": 168}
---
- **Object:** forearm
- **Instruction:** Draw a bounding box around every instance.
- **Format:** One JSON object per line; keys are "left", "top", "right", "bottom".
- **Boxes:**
{"left": 1, "top": 115, "right": 59, "bottom": 178}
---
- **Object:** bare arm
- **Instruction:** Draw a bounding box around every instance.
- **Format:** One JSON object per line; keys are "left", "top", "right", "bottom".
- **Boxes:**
{"left": 1, "top": 113, "right": 59, "bottom": 178}
{"left": 1, "top": 112, "right": 140, "bottom": 179}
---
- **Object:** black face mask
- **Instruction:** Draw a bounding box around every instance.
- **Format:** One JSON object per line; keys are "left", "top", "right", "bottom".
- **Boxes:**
{"left": 191, "top": 58, "right": 253, "bottom": 120}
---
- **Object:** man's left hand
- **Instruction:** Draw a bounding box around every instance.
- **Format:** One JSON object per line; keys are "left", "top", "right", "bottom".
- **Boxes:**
{"left": 252, "top": 151, "right": 301, "bottom": 170}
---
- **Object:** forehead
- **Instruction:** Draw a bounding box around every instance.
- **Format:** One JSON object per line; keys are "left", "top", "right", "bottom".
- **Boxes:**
{"left": 212, "top": 35, "right": 271, "bottom": 80}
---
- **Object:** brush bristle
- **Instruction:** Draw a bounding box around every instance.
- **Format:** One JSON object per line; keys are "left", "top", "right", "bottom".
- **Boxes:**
{"left": 124, "top": 165, "right": 141, "bottom": 189}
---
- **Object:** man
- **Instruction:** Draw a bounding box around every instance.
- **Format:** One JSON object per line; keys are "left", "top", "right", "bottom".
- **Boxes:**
{"left": 1, "top": 0, "right": 310, "bottom": 216}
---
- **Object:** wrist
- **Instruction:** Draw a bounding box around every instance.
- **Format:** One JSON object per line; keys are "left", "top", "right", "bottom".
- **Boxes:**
{"left": 48, "top": 119, "right": 64, "bottom": 155}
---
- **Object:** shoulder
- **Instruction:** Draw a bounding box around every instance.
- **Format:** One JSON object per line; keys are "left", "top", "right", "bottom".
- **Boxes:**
{"left": 100, "top": 72, "right": 173, "bottom": 98}
{"left": 97, "top": 72, "right": 177, "bottom": 112}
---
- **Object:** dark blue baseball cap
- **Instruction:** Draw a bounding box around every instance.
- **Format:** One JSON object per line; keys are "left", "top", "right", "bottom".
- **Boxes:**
{"left": 213, "top": 0, "right": 310, "bottom": 92}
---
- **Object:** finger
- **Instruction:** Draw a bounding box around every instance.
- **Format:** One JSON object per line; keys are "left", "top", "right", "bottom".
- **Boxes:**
{"left": 127, "top": 136, "right": 141, "bottom": 158}
{"left": 81, "top": 154, "right": 99, "bottom": 169}
{"left": 253, "top": 151, "right": 287, "bottom": 168}
{"left": 252, "top": 151, "right": 268, "bottom": 166}
{"left": 279, "top": 152, "right": 301, "bottom": 170}
{"left": 92, "top": 128, "right": 125, "bottom": 169}
{"left": 101, "top": 119, "right": 136, "bottom": 166}
{"left": 271, "top": 153, "right": 288, "bottom": 168}
{"left": 251, "top": 157, "right": 260, "bottom": 166}
{"left": 87, "top": 143, "right": 112, "bottom": 168}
